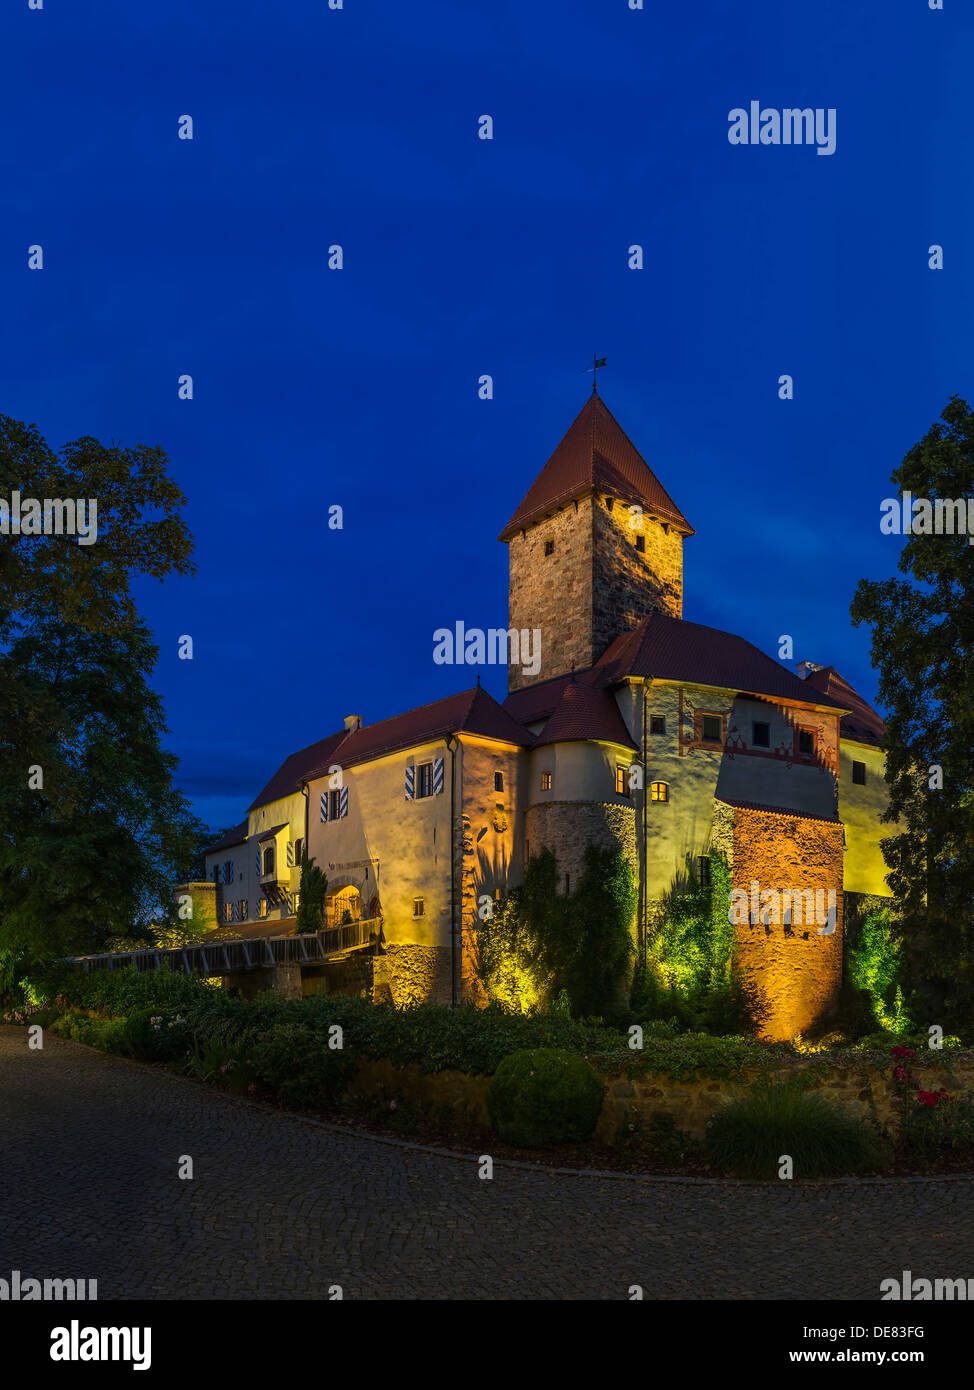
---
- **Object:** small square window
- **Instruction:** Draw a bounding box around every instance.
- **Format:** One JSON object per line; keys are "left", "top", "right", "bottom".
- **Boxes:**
{"left": 494, "top": 771, "right": 504, "bottom": 792}
{"left": 651, "top": 716, "right": 666, "bottom": 736}
{"left": 635, "top": 535, "right": 645, "bottom": 553}
{"left": 650, "top": 781, "right": 669, "bottom": 802}
{"left": 752, "top": 721, "right": 770, "bottom": 748}
{"left": 852, "top": 760, "right": 866, "bottom": 785}
{"left": 412, "top": 897, "right": 425, "bottom": 917}
{"left": 798, "top": 729, "right": 814, "bottom": 756}
{"left": 544, "top": 539, "right": 554, "bottom": 557}
{"left": 541, "top": 771, "right": 552, "bottom": 791}
{"left": 702, "top": 715, "right": 722, "bottom": 743}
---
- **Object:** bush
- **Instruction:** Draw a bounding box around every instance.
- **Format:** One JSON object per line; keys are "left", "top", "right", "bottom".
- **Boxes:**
{"left": 705, "top": 1083, "right": 890, "bottom": 1178}
{"left": 487, "top": 1047, "right": 604, "bottom": 1148}
{"left": 251, "top": 1022, "right": 356, "bottom": 1107}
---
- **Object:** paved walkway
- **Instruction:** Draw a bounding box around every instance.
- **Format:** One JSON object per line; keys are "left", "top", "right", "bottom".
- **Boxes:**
{"left": 1, "top": 1026, "right": 970, "bottom": 1299}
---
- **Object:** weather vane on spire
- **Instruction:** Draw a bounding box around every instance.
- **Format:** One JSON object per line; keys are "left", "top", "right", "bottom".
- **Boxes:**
{"left": 582, "top": 353, "right": 607, "bottom": 394}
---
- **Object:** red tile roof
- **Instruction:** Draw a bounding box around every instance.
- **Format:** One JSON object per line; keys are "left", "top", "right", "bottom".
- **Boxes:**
{"left": 717, "top": 797, "right": 842, "bottom": 826}
{"left": 248, "top": 731, "right": 349, "bottom": 812}
{"left": 802, "top": 666, "right": 885, "bottom": 746}
{"left": 502, "top": 673, "right": 575, "bottom": 725}
{"left": 533, "top": 678, "right": 638, "bottom": 750}
{"left": 303, "top": 685, "right": 533, "bottom": 781}
{"left": 595, "top": 611, "right": 850, "bottom": 711}
{"left": 203, "top": 820, "right": 249, "bottom": 856}
{"left": 498, "top": 393, "right": 694, "bottom": 540}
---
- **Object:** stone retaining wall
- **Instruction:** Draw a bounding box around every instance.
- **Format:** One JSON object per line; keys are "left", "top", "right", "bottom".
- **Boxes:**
{"left": 341, "top": 1050, "right": 974, "bottom": 1145}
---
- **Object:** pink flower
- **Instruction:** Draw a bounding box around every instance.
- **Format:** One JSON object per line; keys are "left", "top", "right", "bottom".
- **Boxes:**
{"left": 247, "top": 1083, "right": 256, "bottom": 1095}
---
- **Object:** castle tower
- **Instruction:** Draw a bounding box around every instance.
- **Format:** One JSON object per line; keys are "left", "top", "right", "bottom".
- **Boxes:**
{"left": 499, "top": 392, "right": 693, "bottom": 692}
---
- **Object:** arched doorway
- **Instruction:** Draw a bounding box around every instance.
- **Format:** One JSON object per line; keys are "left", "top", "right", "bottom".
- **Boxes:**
{"left": 326, "top": 884, "right": 362, "bottom": 927}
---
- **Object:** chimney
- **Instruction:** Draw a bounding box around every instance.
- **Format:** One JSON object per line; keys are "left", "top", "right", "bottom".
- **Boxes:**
{"left": 344, "top": 715, "right": 362, "bottom": 732}
{"left": 796, "top": 662, "right": 823, "bottom": 680}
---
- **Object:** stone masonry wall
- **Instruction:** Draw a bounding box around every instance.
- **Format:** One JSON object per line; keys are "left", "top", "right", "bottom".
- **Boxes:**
{"left": 525, "top": 800, "right": 638, "bottom": 887}
{"left": 591, "top": 495, "right": 684, "bottom": 656}
{"left": 507, "top": 497, "right": 594, "bottom": 691}
{"left": 507, "top": 493, "right": 685, "bottom": 692}
{"left": 729, "top": 802, "right": 845, "bottom": 1042}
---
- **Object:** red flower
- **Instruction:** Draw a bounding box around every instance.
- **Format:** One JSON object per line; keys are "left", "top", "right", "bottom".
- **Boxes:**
{"left": 916, "top": 1090, "right": 940, "bottom": 1107}
{"left": 890, "top": 1045, "right": 916, "bottom": 1059}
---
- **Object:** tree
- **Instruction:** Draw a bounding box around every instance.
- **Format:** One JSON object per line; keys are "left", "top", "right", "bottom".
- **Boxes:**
{"left": 0, "top": 415, "right": 194, "bottom": 638}
{"left": 0, "top": 414, "right": 199, "bottom": 964}
{"left": 0, "top": 617, "right": 207, "bottom": 959}
{"left": 296, "top": 852, "right": 328, "bottom": 934}
{"left": 851, "top": 394, "right": 974, "bottom": 1027}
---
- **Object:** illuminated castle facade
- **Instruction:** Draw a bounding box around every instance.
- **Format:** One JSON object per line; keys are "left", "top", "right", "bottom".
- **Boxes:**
{"left": 191, "top": 394, "right": 892, "bottom": 1039}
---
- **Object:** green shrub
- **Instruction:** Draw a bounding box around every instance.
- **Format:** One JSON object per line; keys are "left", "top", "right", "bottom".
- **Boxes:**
{"left": 251, "top": 1022, "right": 356, "bottom": 1107}
{"left": 487, "top": 1047, "right": 604, "bottom": 1148}
{"left": 705, "top": 1083, "right": 890, "bottom": 1178}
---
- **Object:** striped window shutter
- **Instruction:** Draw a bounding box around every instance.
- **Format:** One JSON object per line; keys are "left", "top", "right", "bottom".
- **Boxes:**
{"left": 242, "top": 900, "right": 248, "bottom": 920}
{"left": 286, "top": 840, "right": 294, "bottom": 868}
{"left": 339, "top": 786, "right": 348, "bottom": 818}
{"left": 256, "top": 848, "right": 261, "bottom": 876}
{"left": 433, "top": 757, "right": 444, "bottom": 795}
{"left": 285, "top": 891, "right": 293, "bottom": 915}
{"left": 320, "top": 792, "right": 329, "bottom": 822}
{"left": 227, "top": 861, "right": 234, "bottom": 884}
{"left": 404, "top": 764, "right": 414, "bottom": 801}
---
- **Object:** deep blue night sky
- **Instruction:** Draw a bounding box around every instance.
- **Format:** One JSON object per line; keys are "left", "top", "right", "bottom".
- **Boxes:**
{"left": 2, "top": 0, "right": 970, "bottom": 832}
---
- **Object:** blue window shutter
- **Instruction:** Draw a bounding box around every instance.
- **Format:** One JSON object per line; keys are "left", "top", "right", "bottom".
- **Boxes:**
{"left": 404, "top": 765, "right": 414, "bottom": 801}
{"left": 339, "top": 786, "right": 348, "bottom": 818}
{"left": 433, "top": 756, "right": 444, "bottom": 795}
{"left": 256, "top": 848, "right": 261, "bottom": 876}
{"left": 320, "top": 792, "right": 329, "bottom": 822}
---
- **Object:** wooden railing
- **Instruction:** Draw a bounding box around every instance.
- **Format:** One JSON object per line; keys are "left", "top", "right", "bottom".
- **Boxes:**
{"left": 70, "top": 918, "right": 382, "bottom": 977}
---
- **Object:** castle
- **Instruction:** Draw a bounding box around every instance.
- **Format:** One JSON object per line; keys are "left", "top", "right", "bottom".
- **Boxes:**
{"left": 187, "top": 392, "right": 892, "bottom": 1040}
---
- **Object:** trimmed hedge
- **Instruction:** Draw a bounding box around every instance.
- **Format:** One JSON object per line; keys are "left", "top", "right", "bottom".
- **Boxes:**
{"left": 488, "top": 1048, "right": 604, "bottom": 1148}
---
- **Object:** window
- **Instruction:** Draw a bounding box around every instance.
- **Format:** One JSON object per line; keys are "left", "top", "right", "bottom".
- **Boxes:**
{"left": 541, "top": 771, "right": 552, "bottom": 791}
{"left": 605, "top": 497, "right": 614, "bottom": 510}
{"left": 262, "top": 846, "right": 275, "bottom": 876}
{"left": 544, "top": 539, "right": 554, "bottom": 557}
{"left": 494, "top": 771, "right": 504, "bottom": 792}
{"left": 413, "top": 897, "right": 425, "bottom": 917}
{"left": 852, "top": 760, "right": 866, "bottom": 785}
{"left": 224, "top": 859, "right": 234, "bottom": 884}
{"left": 702, "top": 715, "right": 723, "bottom": 743}
{"left": 293, "top": 837, "right": 303, "bottom": 865}
{"left": 415, "top": 762, "right": 433, "bottom": 798}
{"left": 798, "top": 728, "right": 815, "bottom": 756}
{"left": 329, "top": 788, "right": 342, "bottom": 819}
{"left": 615, "top": 765, "right": 628, "bottom": 795}
{"left": 238, "top": 899, "right": 247, "bottom": 920}
{"left": 635, "top": 535, "right": 645, "bottom": 553}
{"left": 256, "top": 898, "right": 267, "bottom": 920}
{"left": 650, "top": 781, "right": 669, "bottom": 802}
{"left": 651, "top": 715, "right": 666, "bottom": 736}
{"left": 752, "top": 721, "right": 770, "bottom": 748}
{"left": 223, "top": 902, "right": 233, "bottom": 924}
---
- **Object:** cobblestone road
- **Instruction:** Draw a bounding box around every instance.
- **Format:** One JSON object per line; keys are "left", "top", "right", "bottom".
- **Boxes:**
{"left": 1, "top": 1026, "right": 971, "bottom": 1300}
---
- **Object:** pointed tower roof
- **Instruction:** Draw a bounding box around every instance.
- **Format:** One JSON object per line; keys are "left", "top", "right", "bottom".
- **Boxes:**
{"left": 498, "top": 393, "right": 694, "bottom": 541}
